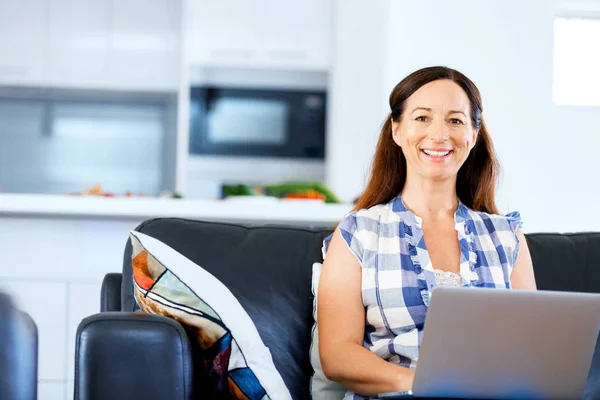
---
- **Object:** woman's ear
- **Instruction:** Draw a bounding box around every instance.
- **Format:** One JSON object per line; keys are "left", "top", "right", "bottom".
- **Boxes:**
{"left": 391, "top": 119, "right": 402, "bottom": 147}
{"left": 470, "top": 129, "right": 479, "bottom": 150}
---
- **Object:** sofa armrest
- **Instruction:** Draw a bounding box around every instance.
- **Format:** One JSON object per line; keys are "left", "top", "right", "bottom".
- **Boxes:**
{"left": 100, "top": 273, "right": 122, "bottom": 312}
{"left": 75, "top": 312, "right": 195, "bottom": 400}
{"left": 0, "top": 294, "right": 38, "bottom": 400}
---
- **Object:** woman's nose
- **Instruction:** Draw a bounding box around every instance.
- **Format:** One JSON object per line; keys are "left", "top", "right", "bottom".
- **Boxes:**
{"left": 428, "top": 120, "right": 449, "bottom": 142}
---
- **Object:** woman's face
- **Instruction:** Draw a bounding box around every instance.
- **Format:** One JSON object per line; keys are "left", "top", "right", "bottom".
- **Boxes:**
{"left": 392, "top": 79, "right": 478, "bottom": 182}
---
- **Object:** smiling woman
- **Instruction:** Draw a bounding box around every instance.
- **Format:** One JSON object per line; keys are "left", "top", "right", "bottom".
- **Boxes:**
{"left": 355, "top": 66, "right": 499, "bottom": 214}
{"left": 316, "top": 66, "right": 537, "bottom": 400}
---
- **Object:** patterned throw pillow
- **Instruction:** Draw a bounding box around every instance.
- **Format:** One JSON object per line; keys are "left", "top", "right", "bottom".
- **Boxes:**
{"left": 310, "top": 262, "right": 347, "bottom": 400}
{"left": 130, "top": 231, "right": 291, "bottom": 400}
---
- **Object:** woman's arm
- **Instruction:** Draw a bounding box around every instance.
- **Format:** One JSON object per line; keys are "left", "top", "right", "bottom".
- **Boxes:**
{"left": 510, "top": 229, "right": 537, "bottom": 290}
{"left": 318, "top": 229, "right": 414, "bottom": 396}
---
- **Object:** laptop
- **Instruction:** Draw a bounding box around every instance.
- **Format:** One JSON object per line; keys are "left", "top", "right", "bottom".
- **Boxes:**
{"left": 378, "top": 286, "right": 600, "bottom": 399}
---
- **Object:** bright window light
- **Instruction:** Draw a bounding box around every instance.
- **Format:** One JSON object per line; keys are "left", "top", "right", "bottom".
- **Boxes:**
{"left": 553, "top": 17, "right": 600, "bottom": 106}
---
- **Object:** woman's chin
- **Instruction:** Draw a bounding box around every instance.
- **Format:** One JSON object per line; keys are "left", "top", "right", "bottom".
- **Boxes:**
{"left": 420, "top": 168, "right": 457, "bottom": 182}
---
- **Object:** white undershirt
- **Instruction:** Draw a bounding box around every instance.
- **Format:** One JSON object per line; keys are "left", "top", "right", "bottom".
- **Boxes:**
{"left": 434, "top": 269, "right": 463, "bottom": 286}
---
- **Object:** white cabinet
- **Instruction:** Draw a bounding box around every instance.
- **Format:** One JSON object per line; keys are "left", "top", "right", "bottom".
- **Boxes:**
{"left": 187, "top": 0, "right": 332, "bottom": 70}
{"left": 0, "top": 0, "right": 48, "bottom": 86}
{"left": 187, "top": 0, "right": 260, "bottom": 64}
{"left": 258, "top": 0, "right": 331, "bottom": 69}
{"left": 47, "top": 0, "right": 181, "bottom": 91}
{"left": 110, "top": 0, "right": 181, "bottom": 90}
{"left": 0, "top": 0, "right": 181, "bottom": 91}
{"left": 47, "top": 0, "right": 111, "bottom": 88}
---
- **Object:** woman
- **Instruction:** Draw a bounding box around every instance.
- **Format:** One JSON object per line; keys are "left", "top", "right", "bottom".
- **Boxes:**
{"left": 317, "top": 66, "right": 537, "bottom": 399}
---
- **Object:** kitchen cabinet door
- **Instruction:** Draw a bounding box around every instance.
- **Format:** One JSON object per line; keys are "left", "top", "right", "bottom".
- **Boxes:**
{"left": 47, "top": 0, "right": 111, "bottom": 88}
{"left": 187, "top": 0, "right": 260, "bottom": 66}
{"left": 0, "top": 0, "right": 47, "bottom": 86}
{"left": 110, "top": 0, "right": 181, "bottom": 91}
{"left": 258, "top": 0, "right": 332, "bottom": 70}
{"left": 186, "top": 0, "right": 331, "bottom": 70}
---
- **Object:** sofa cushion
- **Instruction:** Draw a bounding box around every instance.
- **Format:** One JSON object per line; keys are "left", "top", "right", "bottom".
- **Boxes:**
{"left": 123, "top": 218, "right": 331, "bottom": 399}
{"left": 130, "top": 231, "right": 291, "bottom": 399}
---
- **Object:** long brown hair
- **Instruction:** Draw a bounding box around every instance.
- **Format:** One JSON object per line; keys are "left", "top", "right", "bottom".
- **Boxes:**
{"left": 353, "top": 66, "right": 500, "bottom": 214}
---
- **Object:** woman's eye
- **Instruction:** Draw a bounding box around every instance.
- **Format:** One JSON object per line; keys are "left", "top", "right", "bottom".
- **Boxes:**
{"left": 450, "top": 118, "right": 464, "bottom": 125}
{"left": 415, "top": 116, "right": 428, "bottom": 122}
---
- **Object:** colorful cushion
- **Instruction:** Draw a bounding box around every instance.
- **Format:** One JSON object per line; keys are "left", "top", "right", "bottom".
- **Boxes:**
{"left": 310, "top": 262, "right": 347, "bottom": 400}
{"left": 130, "top": 231, "right": 292, "bottom": 400}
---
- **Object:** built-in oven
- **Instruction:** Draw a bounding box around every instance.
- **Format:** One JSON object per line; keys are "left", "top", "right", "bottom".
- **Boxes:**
{"left": 189, "top": 86, "right": 326, "bottom": 159}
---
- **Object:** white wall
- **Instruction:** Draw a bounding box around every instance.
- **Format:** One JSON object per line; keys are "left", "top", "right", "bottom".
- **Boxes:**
{"left": 328, "top": 0, "right": 600, "bottom": 233}
{"left": 326, "top": 0, "right": 390, "bottom": 203}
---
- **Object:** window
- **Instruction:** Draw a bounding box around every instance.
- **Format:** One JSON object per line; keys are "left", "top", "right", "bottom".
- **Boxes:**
{"left": 553, "top": 17, "right": 600, "bottom": 106}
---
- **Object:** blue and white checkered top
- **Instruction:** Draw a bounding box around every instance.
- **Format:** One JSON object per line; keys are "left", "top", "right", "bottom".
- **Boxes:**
{"left": 322, "top": 195, "right": 522, "bottom": 398}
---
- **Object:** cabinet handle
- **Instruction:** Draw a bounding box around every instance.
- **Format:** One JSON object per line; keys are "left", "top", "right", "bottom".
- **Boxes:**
{"left": 267, "top": 50, "right": 307, "bottom": 61}
{"left": 210, "top": 49, "right": 254, "bottom": 59}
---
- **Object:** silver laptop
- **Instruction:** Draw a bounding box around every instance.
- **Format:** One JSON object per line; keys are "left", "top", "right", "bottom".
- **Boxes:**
{"left": 378, "top": 286, "right": 600, "bottom": 399}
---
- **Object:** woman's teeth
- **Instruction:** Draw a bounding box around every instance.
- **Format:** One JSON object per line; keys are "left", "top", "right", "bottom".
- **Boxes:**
{"left": 422, "top": 149, "right": 451, "bottom": 157}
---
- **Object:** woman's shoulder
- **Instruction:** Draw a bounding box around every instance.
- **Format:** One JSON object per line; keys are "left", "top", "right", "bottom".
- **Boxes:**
{"left": 338, "top": 205, "right": 381, "bottom": 235}
{"left": 340, "top": 201, "right": 401, "bottom": 229}
{"left": 467, "top": 208, "right": 523, "bottom": 234}
{"left": 353, "top": 202, "right": 393, "bottom": 218}
{"left": 322, "top": 202, "right": 397, "bottom": 260}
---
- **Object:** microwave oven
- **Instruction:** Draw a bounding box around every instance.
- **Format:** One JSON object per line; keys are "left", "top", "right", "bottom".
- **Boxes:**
{"left": 189, "top": 86, "right": 326, "bottom": 159}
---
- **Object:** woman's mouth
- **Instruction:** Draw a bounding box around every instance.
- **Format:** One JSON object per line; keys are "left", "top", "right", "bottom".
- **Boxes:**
{"left": 421, "top": 149, "right": 453, "bottom": 161}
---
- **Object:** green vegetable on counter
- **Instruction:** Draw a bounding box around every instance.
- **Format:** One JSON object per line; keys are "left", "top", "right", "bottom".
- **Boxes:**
{"left": 221, "top": 181, "right": 341, "bottom": 204}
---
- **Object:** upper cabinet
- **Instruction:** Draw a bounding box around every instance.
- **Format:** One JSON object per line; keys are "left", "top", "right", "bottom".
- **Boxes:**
{"left": 0, "top": 0, "right": 48, "bottom": 86}
{"left": 110, "top": 0, "right": 181, "bottom": 91}
{"left": 0, "top": 0, "right": 331, "bottom": 90}
{"left": 187, "top": 0, "right": 332, "bottom": 70}
{"left": 258, "top": 0, "right": 332, "bottom": 69}
{"left": 47, "top": 0, "right": 111, "bottom": 88}
{"left": 187, "top": 0, "right": 260, "bottom": 64}
{"left": 0, "top": 0, "right": 182, "bottom": 91}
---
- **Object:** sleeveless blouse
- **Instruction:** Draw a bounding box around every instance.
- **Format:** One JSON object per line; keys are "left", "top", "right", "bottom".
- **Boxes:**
{"left": 322, "top": 195, "right": 523, "bottom": 400}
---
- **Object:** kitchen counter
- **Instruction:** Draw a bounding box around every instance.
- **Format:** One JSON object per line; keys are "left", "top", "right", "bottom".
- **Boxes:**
{"left": 0, "top": 193, "right": 352, "bottom": 227}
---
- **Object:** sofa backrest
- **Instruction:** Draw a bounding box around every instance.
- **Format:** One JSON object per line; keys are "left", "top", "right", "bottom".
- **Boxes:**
{"left": 122, "top": 217, "right": 330, "bottom": 400}
{"left": 526, "top": 233, "right": 600, "bottom": 293}
{"left": 526, "top": 232, "right": 600, "bottom": 398}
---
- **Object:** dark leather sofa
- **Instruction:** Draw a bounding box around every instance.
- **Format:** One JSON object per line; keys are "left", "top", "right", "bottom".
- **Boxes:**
{"left": 74, "top": 218, "right": 600, "bottom": 399}
{"left": 0, "top": 292, "right": 39, "bottom": 400}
